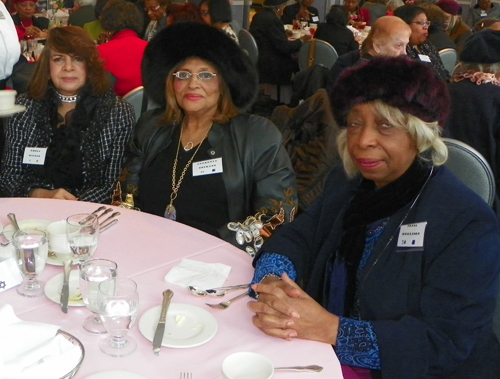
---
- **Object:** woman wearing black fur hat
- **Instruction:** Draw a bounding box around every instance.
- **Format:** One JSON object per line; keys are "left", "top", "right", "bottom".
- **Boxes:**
{"left": 248, "top": 56, "right": 500, "bottom": 378}
{"left": 199, "top": 0, "right": 238, "bottom": 43}
{"left": 122, "top": 22, "right": 297, "bottom": 253}
{"left": 250, "top": 0, "right": 311, "bottom": 85}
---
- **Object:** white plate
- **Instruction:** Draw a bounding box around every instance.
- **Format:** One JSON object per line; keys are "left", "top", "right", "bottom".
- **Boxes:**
{"left": 139, "top": 303, "right": 218, "bottom": 348}
{"left": 44, "top": 269, "right": 84, "bottom": 307}
{"left": 4, "top": 219, "right": 51, "bottom": 234}
{"left": 85, "top": 371, "right": 148, "bottom": 379}
{"left": 0, "top": 104, "right": 26, "bottom": 117}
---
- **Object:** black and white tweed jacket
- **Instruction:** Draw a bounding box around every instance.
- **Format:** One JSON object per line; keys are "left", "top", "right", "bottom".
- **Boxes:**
{"left": 0, "top": 89, "right": 135, "bottom": 203}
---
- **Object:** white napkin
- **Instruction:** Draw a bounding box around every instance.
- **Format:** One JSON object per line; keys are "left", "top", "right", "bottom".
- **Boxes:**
{"left": 0, "top": 304, "right": 82, "bottom": 379}
{"left": 164, "top": 258, "right": 231, "bottom": 289}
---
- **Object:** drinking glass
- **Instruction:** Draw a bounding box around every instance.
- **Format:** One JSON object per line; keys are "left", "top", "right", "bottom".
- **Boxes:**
{"left": 13, "top": 229, "right": 48, "bottom": 297}
{"left": 98, "top": 278, "right": 139, "bottom": 357}
{"left": 66, "top": 213, "right": 99, "bottom": 264}
{"left": 79, "top": 258, "right": 118, "bottom": 334}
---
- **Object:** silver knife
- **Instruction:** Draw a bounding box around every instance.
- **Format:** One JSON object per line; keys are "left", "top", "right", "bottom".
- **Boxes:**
{"left": 60, "top": 259, "right": 71, "bottom": 313}
{"left": 153, "top": 289, "right": 174, "bottom": 355}
{"left": 100, "top": 219, "right": 118, "bottom": 232}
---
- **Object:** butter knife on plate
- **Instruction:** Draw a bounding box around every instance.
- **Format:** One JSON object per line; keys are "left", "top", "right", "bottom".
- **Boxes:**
{"left": 60, "top": 259, "right": 71, "bottom": 313}
{"left": 153, "top": 289, "right": 174, "bottom": 355}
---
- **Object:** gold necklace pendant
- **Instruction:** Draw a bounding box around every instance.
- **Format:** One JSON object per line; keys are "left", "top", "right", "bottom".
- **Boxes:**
{"left": 183, "top": 142, "right": 194, "bottom": 151}
{"left": 164, "top": 204, "right": 177, "bottom": 220}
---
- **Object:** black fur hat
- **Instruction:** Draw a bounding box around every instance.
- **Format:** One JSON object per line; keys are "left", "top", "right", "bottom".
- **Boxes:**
{"left": 142, "top": 22, "right": 258, "bottom": 110}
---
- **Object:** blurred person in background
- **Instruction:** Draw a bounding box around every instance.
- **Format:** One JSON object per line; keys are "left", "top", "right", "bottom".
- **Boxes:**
{"left": 386, "top": 0, "right": 403, "bottom": 16}
{"left": 344, "top": 0, "right": 371, "bottom": 28}
{"left": 83, "top": 0, "right": 112, "bottom": 41}
{"left": 362, "top": 0, "right": 387, "bottom": 24}
{"left": 418, "top": 2, "right": 456, "bottom": 51}
{"left": 281, "top": 0, "right": 320, "bottom": 25}
{"left": 466, "top": 0, "right": 500, "bottom": 27}
{"left": 315, "top": 5, "right": 359, "bottom": 56}
{"left": 68, "top": 0, "right": 96, "bottom": 27}
{"left": 11, "top": 0, "right": 49, "bottom": 40}
{"left": 199, "top": 0, "right": 237, "bottom": 43}
{"left": 143, "top": 0, "right": 167, "bottom": 41}
{"left": 329, "top": 16, "right": 410, "bottom": 84}
{"left": 436, "top": 0, "right": 471, "bottom": 53}
{"left": 0, "top": 0, "right": 19, "bottom": 90}
{"left": 98, "top": 0, "right": 147, "bottom": 97}
{"left": 395, "top": 5, "right": 450, "bottom": 81}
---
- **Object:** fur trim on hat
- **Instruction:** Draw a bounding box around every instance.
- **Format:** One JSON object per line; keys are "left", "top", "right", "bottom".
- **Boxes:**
{"left": 330, "top": 56, "right": 450, "bottom": 127}
{"left": 142, "top": 22, "right": 258, "bottom": 110}
{"left": 460, "top": 29, "right": 500, "bottom": 64}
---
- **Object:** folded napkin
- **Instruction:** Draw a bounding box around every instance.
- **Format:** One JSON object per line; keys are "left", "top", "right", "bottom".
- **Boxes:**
{"left": 0, "top": 304, "right": 82, "bottom": 379}
{"left": 164, "top": 258, "right": 231, "bottom": 289}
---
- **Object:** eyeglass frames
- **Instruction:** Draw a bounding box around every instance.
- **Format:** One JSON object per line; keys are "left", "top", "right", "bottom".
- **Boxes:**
{"left": 412, "top": 21, "right": 431, "bottom": 27}
{"left": 172, "top": 71, "right": 218, "bottom": 80}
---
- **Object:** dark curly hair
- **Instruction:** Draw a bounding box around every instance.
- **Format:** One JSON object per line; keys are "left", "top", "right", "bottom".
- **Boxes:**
{"left": 28, "top": 26, "right": 111, "bottom": 99}
{"left": 100, "top": 0, "right": 143, "bottom": 34}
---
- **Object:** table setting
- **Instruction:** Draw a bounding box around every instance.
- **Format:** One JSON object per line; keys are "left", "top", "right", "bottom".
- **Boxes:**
{"left": 0, "top": 198, "right": 343, "bottom": 378}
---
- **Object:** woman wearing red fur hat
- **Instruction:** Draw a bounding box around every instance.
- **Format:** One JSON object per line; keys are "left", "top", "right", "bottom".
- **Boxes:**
{"left": 122, "top": 22, "right": 297, "bottom": 254}
{"left": 248, "top": 56, "right": 500, "bottom": 378}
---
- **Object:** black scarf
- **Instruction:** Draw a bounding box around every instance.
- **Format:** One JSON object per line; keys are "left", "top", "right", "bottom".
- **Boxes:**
{"left": 338, "top": 158, "right": 433, "bottom": 314}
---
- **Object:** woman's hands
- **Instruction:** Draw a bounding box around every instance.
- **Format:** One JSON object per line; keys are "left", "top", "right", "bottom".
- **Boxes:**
{"left": 29, "top": 188, "right": 77, "bottom": 200}
{"left": 247, "top": 273, "right": 340, "bottom": 345}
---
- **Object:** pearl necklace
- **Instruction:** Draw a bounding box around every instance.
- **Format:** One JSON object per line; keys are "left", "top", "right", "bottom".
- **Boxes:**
{"left": 56, "top": 91, "right": 78, "bottom": 103}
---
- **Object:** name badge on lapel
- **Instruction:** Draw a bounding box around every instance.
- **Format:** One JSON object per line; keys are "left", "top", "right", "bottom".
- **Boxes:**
{"left": 396, "top": 222, "right": 427, "bottom": 251}
{"left": 192, "top": 157, "right": 223, "bottom": 177}
{"left": 22, "top": 147, "right": 47, "bottom": 165}
{"left": 311, "top": 16, "right": 319, "bottom": 22}
{"left": 418, "top": 54, "right": 431, "bottom": 63}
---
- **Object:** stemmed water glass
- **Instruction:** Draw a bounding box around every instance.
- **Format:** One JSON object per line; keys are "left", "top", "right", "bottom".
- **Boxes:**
{"left": 66, "top": 213, "right": 99, "bottom": 264}
{"left": 79, "top": 258, "right": 118, "bottom": 334}
{"left": 12, "top": 229, "right": 49, "bottom": 297}
{"left": 98, "top": 278, "right": 139, "bottom": 357}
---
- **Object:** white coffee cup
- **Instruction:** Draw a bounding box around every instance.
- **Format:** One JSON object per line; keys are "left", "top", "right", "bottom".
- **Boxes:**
{"left": 0, "top": 90, "right": 16, "bottom": 111}
{"left": 292, "top": 31, "right": 301, "bottom": 39}
{"left": 222, "top": 352, "right": 274, "bottom": 379}
{"left": 284, "top": 24, "right": 293, "bottom": 30}
{"left": 47, "top": 220, "right": 75, "bottom": 258}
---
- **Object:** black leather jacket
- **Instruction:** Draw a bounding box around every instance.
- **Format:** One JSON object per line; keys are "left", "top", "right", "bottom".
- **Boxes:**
{"left": 122, "top": 109, "right": 298, "bottom": 247}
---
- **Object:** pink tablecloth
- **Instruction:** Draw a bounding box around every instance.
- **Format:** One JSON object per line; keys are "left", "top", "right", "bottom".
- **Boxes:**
{"left": 0, "top": 198, "right": 343, "bottom": 379}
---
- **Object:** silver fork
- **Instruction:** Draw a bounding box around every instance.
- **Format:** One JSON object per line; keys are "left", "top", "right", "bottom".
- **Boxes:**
{"left": 205, "top": 290, "right": 250, "bottom": 309}
{"left": 179, "top": 373, "right": 192, "bottom": 379}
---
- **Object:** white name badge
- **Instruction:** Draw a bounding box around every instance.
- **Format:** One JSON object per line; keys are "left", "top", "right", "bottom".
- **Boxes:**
{"left": 397, "top": 222, "right": 427, "bottom": 248}
{"left": 192, "top": 157, "right": 223, "bottom": 177}
{"left": 0, "top": 258, "right": 23, "bottom": 293}
{"left": 418, "top": 54, "right": 431, "bottom": 63}
{"left": 311, "top": 16, "right": 319, "bottom": 22}
{"left": 22, "top": 147, "right": 47, "bottom": 165}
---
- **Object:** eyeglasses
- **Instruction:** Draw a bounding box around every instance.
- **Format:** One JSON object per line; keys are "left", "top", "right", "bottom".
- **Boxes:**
{"left": 144, "top": 5, "right": 162, "bottom": 12}
{"left": 173, "top": 71, "right": 218, "bottom": 80}
{"left": 412, "top": 21, "right": 431, "bottom": 27}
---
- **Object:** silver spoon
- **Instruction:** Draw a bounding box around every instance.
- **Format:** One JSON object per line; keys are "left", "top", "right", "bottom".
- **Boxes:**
{"left": 205, "top": 290, "right": 250, "bottom": 309}
{"left": 275, "top": 365, "right": 323, "bottom": 372}
{"left": 7, "top": 213, "right": 20, "bottom": 231}
{"left": 188, "top": 284, "right": 249, "bottom": 297}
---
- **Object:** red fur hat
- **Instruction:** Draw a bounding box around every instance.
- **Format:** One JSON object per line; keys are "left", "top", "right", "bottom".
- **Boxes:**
{"left": 330, "top": 56, "right": 450, "bottom": 127}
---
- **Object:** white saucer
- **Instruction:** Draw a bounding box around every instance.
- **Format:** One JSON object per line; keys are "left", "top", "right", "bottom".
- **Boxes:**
{"left": 4, "top": 219, "right": 51, "bottom": 234}
{"left": 85, "top": 371, "right": 148, "bottom": 379}
{"left": 44, "top": 269, "right": 84, "bottom": 307}
{"left": 0, "top": 104, "right": 26, "bottom": 117}
{"left": 47, "top": 254, "right": 78, "bottom": 267}
{"left": 139, "top": 303, "right": 218, "bottom": 348}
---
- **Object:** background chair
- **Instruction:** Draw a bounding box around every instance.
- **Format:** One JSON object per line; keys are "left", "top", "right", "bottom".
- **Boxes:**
{"left": 122, "top": 86, "right": 160, "bottom": 121}
{"left": 238, "top": 29, "right": 258, "bottom": 66}
{"left": 298, "top": 39, "right": 338, "bottom": 71}
{"left": 443, "top": 138, "right": 495, "bottom": 207}
{"left": 438, "top": 48, "right": 458, "bottom": 75}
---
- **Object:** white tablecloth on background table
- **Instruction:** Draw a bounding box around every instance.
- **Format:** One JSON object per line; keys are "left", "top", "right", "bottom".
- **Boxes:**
{"left": 0, "top": 198, "right": 343, "bottom": 379}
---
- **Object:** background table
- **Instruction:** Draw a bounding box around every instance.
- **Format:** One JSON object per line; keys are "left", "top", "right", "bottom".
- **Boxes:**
{"left": 0, "top": 198, "right": 344, "bottom": 379}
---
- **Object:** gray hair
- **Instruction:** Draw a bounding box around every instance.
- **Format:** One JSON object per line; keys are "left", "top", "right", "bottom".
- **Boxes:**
{"left": 336, "top": 100, "right": 448, "bottom": 177}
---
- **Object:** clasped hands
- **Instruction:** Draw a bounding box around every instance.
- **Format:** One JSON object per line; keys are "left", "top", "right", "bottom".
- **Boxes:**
{"left": 247, "top": 273, "right": 339, "bottom": 345}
